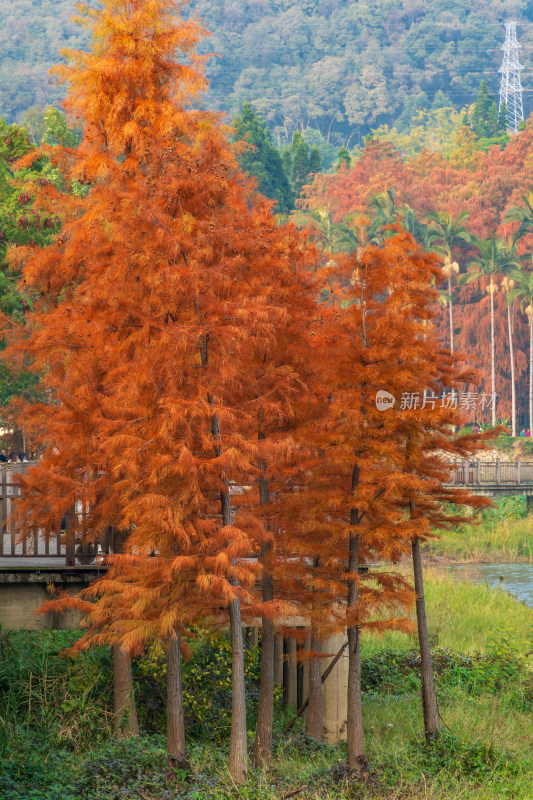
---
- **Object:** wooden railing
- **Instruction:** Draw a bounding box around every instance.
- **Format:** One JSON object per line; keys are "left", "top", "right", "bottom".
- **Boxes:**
{"left": 0, "top": 462, "right": 108, "bottom": 564}
{"left": 2, "top": 459, "right": 533, "bottom": 563}
{"left": 448, "top": 460, "right": 533, "bottom": 486}
{"left": 0, "top": 462, "right": 52, "bottom": 558}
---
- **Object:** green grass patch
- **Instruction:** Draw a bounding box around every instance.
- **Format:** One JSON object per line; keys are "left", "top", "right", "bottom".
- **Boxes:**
{"left": 362, "top": 567, "right": 532, "bottom": 654}
{"left": 426, "top": 497, "right": 533, "bottom": 563}
{"left": 0, "top": 573, "right": 531, "bottom": 799}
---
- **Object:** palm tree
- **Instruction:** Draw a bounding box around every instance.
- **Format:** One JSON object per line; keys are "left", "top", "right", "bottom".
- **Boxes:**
{"left": 462, "top": 237, "right": 521, "bottom": 427}
{"left": 502, "top": 274, "right": 517, "bottom": 437}
{"left": 292, "top": 206, "right": 369, "bottom": 255}
{"left": 291, "top": 205, "right": 339, "bottom": 252}
{"left": 367, "top": 188, "right": 398, "bottom": 228}
{"left": 508, "top": 266, "right": 533, "bottom": 434}
{"left": 399, "top": 204, "right": 428, "bottom": 247}
{"left": 505, "top": 191, "right": 533, "bottom": 238}
{"left": 424, "top": 211, "right": 472, "bottom": 354}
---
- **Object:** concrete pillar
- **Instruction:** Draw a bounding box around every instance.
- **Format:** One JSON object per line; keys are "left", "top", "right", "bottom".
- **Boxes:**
{"left": 321, "top": 632, "right": 348, "bottom": 742}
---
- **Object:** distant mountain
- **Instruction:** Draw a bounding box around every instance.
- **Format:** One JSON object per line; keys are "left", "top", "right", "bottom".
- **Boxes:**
{"left": 2, "top": 0, "right": 533, "bottom": 145}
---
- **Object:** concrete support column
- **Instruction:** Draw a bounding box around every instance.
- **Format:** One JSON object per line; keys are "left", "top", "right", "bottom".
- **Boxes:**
{"left": 321, "top": 632, "right": 348, "bottom": 742}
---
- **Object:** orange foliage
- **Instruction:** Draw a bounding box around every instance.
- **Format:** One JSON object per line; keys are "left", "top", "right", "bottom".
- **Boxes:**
{"left": 301, "top": 121, "right": 533, "bottom": 422}
{"left": 1, "top": 0, "right": 320, "bottom": 658}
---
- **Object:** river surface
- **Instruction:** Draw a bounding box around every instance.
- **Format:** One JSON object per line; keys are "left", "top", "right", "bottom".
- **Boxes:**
{"left": 449, "top": 563, "right": 533, "bottom": 608}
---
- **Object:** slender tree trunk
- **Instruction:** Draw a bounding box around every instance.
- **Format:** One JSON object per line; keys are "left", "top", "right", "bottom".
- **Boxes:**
{"left": 411, "top": 535, "right": 439, "bottom": 741}
{"left": 228, "top": 593, "right": 248, "bottom": 782}
{"left": 490, "top": 281, "right": 496, "bottom": 427}
{"left": 530, "top": 322, "right": 533, "bottom": 434}
{"left": 347, "top": 464, "right": 367, "bottom": 774}
{"left": 253, "top": 444, "right": 275, "bottom": 768}
{"left": 212, "top": 410, "right": 247, "bottom": 783}
{"left": 253, "top": 556, "right": 274, "bottom": 766}
{"left": 448, "top": 277, "right": 454, "bottom": 354}
{"left": 167, "top": 630, "right": 187, "bottom": 767}
{"left": 113, "top": 644, "right": 139, "bottom": 738}
{"left": 507, "top": 302, "right": 516, "bottom": 437}
{"left": 274, "top": 633, "right": 283, "bottom": 686}
{"left": 205, "top": 395, "right": 248, "bottom": 782}
{"left": 306, "top": 633, "right": 323, "bottom": 741}
{"left": 112, "top": 526, "right": 138, "bottom": 739}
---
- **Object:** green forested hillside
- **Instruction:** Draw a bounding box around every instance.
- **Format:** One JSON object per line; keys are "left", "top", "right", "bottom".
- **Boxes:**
{"left": 2, "top": 0, "right": 533, "bottom": 144}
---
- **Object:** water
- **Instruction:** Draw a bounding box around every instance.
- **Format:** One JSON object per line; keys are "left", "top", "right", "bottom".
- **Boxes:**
{"left": 450, "top": 563, "right": 533, "bottom": 608}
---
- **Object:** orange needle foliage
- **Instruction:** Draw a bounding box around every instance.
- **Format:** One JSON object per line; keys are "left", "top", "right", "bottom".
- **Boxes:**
{"left": 277, "top": 230, "right": 493, "bottom": 771}
{"left": 2, "top": 0, "right": 320, "bottom": 781}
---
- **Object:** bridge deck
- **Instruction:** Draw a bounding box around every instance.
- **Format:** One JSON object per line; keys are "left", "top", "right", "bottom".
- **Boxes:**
{"left": 0, "top": 459, "right": 531, "bottom": 567}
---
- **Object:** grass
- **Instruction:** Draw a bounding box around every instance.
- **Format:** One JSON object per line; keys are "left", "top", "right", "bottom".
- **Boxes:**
{"left": 425, "top": 496, "right": 533, "bottom": 563}
{"left": 362, "top": 566, "right": 533, "bottom": 654}
{"left": 0, "top": 571, "right": 531, "bottom": 799}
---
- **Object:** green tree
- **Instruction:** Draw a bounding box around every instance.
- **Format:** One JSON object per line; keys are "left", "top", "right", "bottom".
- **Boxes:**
{"left": 289, "top": 130, "right": 310, "bottom": 198}
{"left": 21, "top": 106, "right": 81, "bottom": 148}
{"left": 471, "top": 81, "right": 493, "bottom": 138}
{"left": 471, "top": 81, "right": 507, "bottom": 139}
{"left": 0, "top": 119, "right": 62, "bottom": 406}
{"left": 505, "top": 191, "right": 533, "bottom": 238}
{"left": 336, "top": 145, "right": 352, "bottom": 169}
{"left": 233, "top": 103, "right": 293, "bottom": 213}
{"left": 498, "top": 102, "right": 508, "bottom": 133}
{"left": 308, "top": 145, "right": 321, "bottom": 175}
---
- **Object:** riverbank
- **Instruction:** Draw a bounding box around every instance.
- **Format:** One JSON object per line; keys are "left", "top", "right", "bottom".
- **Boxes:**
{"left": 423, "top": 497, "right": 533, "bottom": 564}
{"left": 1, "top": 570, "right": 531, "bottom": 800}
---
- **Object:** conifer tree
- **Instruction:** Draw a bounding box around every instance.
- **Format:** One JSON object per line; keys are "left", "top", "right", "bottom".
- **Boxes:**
{"left": 290, "top": 130, "right": 311, "bottom": 198}
{"left": 233, "top": 102, "right": 293, "bottom": 213}
{"left": 336, "top": 145, "right": 351, "bottom": 169}
{"left": 281, "top": 230, "right": 492, "bottom": 774}
{"left": 309, "top": 145, "right": 321, "bottom": 175}
{"left": 3, "top": 0, "right": 317, "bottom": 783}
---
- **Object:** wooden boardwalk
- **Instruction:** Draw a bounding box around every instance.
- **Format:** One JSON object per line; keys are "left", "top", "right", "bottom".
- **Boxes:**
{"left": 0, "top": 459, "right": 532, "bottom": 568}
{"left": 447, "top": 459, "right": 533, "bottom": 496}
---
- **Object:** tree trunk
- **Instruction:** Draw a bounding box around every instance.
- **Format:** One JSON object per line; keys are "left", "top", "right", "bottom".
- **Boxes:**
{"left": 530, "top": 322, "right": 533, "bottom": 434}
{"left": 285, "top": 637, "right": 298, "bottom": 707}
{"left": 346, "top": 464, "right": 367, "bottom": 774}
{"left": 211, "top": 409, "right": 248, "bottom": 783}
{"left": 253, "top": 457, "right": 275, "bottom": 768}
{"left": 253, "top": 570, "right": 274, "bottom": 767}
{"left": 113, "top": 644, "right": 139, "bottom": 738}
{"left": 167, "top": 630, "right": 187, "bottom": 767}
{"left": 508, "top": 303, "right": 516, "bottom": 437}
{"left": 229, "top": 595, "right": 248, "bottom": 782}
{"left": 448, "top": 277, "right": 454, "bottom": 354}
{"left": 305, "top": 633, "right": 323, "bottom": 741}
{"left": 274, "top": 633, "right": 283, "bottom": 686}
{"left": 411, "top": 536, "right": 440, "bottom": 741}
{"left": 490, "top": 282, "right": 496, "bottom": 427}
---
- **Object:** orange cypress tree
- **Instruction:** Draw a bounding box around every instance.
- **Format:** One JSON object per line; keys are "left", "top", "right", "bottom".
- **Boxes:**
{"left": 2, "top": 0, "right": 319, "bottom": 782}
{"left": 280, "top": 230, "right": 492, "bottom": 774}
{"left": 354, "top": 230, "right": 493, "bottom": 742}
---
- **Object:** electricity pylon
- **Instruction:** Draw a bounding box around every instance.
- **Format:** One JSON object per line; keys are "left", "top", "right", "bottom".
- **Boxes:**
{"left": 499, "top": 21, "right": 524, "bottom": 134}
